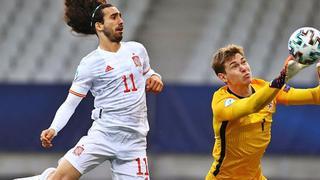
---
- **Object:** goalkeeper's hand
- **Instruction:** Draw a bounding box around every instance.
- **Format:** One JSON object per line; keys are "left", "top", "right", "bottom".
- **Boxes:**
{"left": 270, "top": 55, "right": 308, "bottom": 89}
{"left": 285, "top": 56, "right": 309, "bottom": 82}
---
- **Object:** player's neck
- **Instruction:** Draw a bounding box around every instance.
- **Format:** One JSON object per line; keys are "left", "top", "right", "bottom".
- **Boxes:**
{"left": 228, "top": 84, "right": 252, "bottom": 98}
{"left": 99, "top": 39, "right": 121, "bottom": 53}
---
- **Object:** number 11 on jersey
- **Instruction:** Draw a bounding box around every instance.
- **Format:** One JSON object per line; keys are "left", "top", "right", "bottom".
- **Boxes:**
{"left": 122, "top": 73, "right": 138, "bottom": 93}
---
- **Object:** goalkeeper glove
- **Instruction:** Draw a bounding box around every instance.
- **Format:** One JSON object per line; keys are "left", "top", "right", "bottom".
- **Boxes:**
{"left": 285, "top": 59, "right": 309, "bottom": 81}
{"left": 270, "top": 55, "right": 308, "bottom": 89}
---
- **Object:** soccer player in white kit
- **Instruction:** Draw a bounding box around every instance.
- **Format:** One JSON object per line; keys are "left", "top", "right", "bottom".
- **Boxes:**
{"left": 16, "top": 1, "right": 163, "bottom": 180}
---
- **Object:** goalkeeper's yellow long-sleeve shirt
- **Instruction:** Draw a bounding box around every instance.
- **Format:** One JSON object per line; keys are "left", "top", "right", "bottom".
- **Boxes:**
{"left": 206, "top": 79, "right": 320, "bottom": 180}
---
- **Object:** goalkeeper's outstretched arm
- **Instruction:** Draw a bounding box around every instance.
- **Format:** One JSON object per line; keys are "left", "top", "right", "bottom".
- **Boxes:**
{"left": 276, "top": 62, "right": 320, "bottom": 105}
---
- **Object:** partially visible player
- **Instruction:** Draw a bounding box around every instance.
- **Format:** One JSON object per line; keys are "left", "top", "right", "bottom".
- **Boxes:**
{"left": 15, "top": 0, "right": 163, "bottom": 180}
{"left": 206, "top": 44, "right": 320, "bottom": 180}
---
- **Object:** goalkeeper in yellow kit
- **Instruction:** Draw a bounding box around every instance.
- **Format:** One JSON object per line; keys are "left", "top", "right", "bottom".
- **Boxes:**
{"left": 206, "top": 44, "right": 320, "bottom": 180}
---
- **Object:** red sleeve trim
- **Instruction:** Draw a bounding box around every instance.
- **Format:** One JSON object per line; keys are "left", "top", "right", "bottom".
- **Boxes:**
{"left": 69, "top": 89, "right": 86, "bottom": 98}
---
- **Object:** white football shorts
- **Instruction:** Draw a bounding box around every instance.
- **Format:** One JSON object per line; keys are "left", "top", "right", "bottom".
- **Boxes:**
{"left": 62, "top": 127, "right": 150, "bottom": 179}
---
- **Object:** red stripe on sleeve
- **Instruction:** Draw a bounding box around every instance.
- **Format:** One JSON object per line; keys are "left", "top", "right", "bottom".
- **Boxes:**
{"left": 69, "top": 89, "right": 86, "bottom": 98}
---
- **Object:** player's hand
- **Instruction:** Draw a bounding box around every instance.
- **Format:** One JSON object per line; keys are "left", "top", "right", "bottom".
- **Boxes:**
{"left": 285, "top": 55, "right": 309, "bottom": 82}
{"left": 40, "top": 128, "right": 56, "bottom": 148}
{"left": 146, "top": 74, "right": 164, "bottom": 94}
{"left": 270, "top": 55, "right": 308, "bottom": 89}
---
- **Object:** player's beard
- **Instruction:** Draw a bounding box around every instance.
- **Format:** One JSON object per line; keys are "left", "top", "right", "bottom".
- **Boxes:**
{"left": 103, "top": 28, "right": 123, "bottom": 42}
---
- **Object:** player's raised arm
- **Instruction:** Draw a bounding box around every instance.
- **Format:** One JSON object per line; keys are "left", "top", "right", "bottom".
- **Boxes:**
{"left": 40, "top": 93, "right": 83, "bottom": 148}
{"left": 273, "top": 27, "right": 320, "bottom": 105}
{"left": 276, "top": 61, "right": 320, "bottom": 105}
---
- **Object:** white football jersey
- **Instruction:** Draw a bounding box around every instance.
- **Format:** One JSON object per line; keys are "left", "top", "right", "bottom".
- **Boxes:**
{"left": 69, "top": 41, "right": 153, "bottom": 136}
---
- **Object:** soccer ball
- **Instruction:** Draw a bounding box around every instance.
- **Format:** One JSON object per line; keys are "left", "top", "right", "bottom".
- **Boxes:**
{"left": 288, "top": 27, "right": 320, "bottom": 65}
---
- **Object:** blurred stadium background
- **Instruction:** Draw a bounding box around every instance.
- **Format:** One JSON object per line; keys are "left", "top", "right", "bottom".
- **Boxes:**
{"left": 1, "top": 0, "right": 320, "bottom": 179}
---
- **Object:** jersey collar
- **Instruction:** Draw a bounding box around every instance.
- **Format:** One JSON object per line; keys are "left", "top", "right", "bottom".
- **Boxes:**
{"left": 227, "top": 86, "right": 256, "bottom": 99}
{"left": 97, "top": 42, "right": 123, "bottom": 55}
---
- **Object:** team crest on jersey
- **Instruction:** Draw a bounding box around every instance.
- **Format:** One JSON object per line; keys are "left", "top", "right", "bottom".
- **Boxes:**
{"left": 224, "top": 98, "right": 235, "bottom": 107}
{"left": 73, "top": 145, "right": 84, "bottom": 156}
{"left": 132, "top": 53, "right": 142, "bottom": 67}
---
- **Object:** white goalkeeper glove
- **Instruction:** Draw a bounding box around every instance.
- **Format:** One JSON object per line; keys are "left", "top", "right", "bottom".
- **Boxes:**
{"left": 270, "top": 55, "right": 309, "bottom": 89}
{"left": 285, "top": 58, "right": 309, "bottom": 82}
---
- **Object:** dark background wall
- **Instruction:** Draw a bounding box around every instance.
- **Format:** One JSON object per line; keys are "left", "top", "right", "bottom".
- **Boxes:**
{"left": 1, "top": 84, "right": 319, "bottom": 155}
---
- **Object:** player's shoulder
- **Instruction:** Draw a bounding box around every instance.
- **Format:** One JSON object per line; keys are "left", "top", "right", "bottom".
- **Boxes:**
{"left": 251, "top": 78, "right": 268, "bottom": 87}
{"left": 79, "top": 49, "right": 104, "bottom": 66}
{"left": 123, "top": 41, "right": 146, "bottom": 50}
{"left": 213, "top": 86, "right": 230, "bottom": 100}
{"left": 123, "top": 41, "right": 144, "bottom": 47}
{"left": 212, "top": 86, "right": 236, "bottom": 107}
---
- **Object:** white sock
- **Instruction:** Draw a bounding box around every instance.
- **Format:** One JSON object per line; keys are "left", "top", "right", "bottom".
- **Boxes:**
{"left": 13, "top": 175, "right": 40, "bottom": 180}
{"left": 13, "top": 167, "right": 56, "bottom": 180}
{"left": 39, "top": 167, "right": 56, "bottom": 180}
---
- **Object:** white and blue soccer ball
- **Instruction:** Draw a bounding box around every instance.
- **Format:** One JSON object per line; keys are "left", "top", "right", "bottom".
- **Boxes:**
{"left": 288, "top": 27, "right": 320, "bottom": 65}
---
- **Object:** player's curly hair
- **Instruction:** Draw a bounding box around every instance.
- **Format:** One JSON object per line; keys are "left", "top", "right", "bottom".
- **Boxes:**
{"left": 64, "top": 0, "right": 113, "bottom": 34}
{"left": 211, "top": 44, "right": 245, "bottom": 75}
